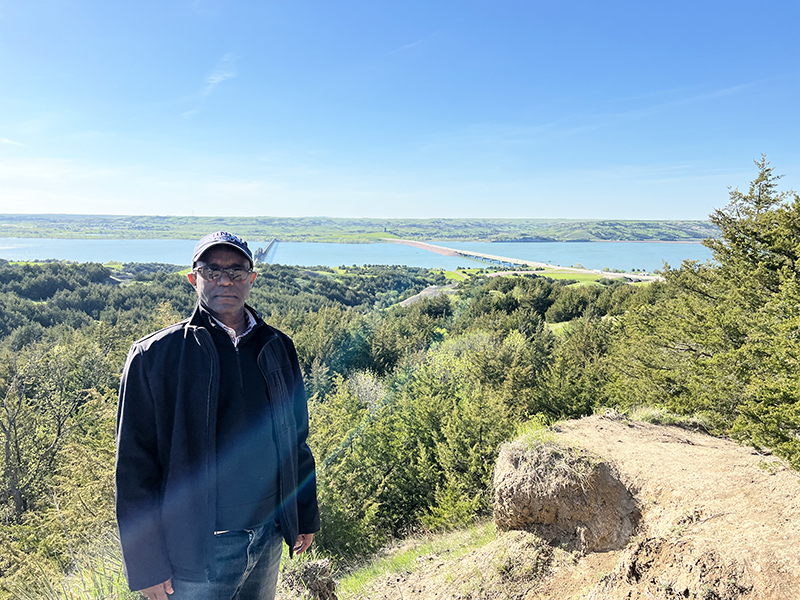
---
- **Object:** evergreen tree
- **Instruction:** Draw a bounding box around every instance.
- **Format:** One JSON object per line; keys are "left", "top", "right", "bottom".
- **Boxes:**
{"left": 608, "top": 157, "right": 800, "bottom": 466}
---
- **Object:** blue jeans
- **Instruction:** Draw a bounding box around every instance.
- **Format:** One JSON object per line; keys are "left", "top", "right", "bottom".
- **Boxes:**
{"left": 169, "top": 521, "right": 283, "bottom": 600}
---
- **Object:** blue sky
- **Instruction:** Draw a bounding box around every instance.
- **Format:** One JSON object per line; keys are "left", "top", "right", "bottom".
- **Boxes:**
{"left": 1, "top": 1, "right": 798, "bottom": 219}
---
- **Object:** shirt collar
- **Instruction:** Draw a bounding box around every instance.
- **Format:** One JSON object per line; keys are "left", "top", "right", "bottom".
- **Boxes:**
{"left": 209, "top": 308, "right": 257, "bottom": 347}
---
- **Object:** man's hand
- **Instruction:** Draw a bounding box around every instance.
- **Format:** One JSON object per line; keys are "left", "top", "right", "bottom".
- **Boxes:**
{"left": 141, "top": 579, "right": 173, "bottom": 600}
{"left": 293, "top": 533, "right": 314, "bottom": 554}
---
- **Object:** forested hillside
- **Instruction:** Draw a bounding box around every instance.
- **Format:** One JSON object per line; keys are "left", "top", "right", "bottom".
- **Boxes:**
{"left": 0, "top": 159, "right": 796, "bottom": 599}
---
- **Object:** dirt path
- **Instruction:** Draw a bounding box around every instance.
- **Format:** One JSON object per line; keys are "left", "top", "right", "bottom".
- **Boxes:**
{"left": 548, "top": 414, "right": 800, "bottom": 599}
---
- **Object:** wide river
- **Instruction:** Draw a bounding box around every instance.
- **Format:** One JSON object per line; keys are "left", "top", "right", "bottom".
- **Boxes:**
{"left": 0, "top": 238, "right": 713, "bottom": 273}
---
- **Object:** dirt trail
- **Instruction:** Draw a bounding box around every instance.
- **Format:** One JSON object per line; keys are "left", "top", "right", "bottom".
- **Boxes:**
{"left": 545, "top": 414, "right": 800, "bottom": 599}
{"left": 342, "top": 414, "right": 800, "bottom": 600}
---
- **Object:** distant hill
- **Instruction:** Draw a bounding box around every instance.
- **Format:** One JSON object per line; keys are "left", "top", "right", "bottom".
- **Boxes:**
{"left": 0, "top": 214, "right": 718, "bottom": 243}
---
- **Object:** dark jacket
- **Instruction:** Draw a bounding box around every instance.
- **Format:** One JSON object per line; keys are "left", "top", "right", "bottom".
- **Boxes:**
{"left": 115, "top": 304, "right": 319, "bottom": 591}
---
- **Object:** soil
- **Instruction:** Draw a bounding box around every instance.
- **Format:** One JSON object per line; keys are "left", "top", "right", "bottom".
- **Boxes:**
{"left": 343, "top": 414, "right": 800, "bottom": 600}
{"left": 399, "top": 283, "right": 459, "bottom": 307}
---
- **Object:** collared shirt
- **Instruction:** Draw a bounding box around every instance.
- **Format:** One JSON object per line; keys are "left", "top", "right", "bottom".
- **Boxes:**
{"left": 209, "top": 308, "right": 257, "bottom": 347}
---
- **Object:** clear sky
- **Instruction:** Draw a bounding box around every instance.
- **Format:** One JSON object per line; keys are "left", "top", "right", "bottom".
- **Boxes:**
{"left": 1, "top": 1, "right": 798, "bottom": 219}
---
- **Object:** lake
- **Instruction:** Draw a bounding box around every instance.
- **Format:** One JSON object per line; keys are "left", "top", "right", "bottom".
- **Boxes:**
{"left": 0, "top": 237, "right": 713, "bottom": 273}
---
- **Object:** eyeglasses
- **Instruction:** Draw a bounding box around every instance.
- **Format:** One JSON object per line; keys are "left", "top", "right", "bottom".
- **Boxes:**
{"left": 194, "top": 266, "right": 253, "bottom": 281}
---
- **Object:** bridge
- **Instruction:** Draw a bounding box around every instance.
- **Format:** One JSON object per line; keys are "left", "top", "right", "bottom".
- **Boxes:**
{"left": 382, "top": 238, "right": 549, "bottom": 269}
{"left": 253, "top": 238, "right": 277, "bottom": 264}
{"left": 383, "top": 238, "right": 662, "bottom": 282}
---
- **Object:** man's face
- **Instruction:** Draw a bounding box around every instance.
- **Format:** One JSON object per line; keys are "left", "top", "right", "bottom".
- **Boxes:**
{"left": 187, "top": 246, "right": 257, "bottom": 322}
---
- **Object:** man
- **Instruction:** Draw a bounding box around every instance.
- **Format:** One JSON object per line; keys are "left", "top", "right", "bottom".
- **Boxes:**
{"left": 115, "top": 231, "right": 319, "bottom": 600}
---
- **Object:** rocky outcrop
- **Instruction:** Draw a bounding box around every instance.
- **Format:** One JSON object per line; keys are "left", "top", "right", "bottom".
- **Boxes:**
{"left": 493, "top": 438, "right": 640, "bottom": 553}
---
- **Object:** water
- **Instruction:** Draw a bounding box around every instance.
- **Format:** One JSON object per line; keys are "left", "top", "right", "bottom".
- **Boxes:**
{"left": 0, "top": 238, "right": 200, "bottom": 265}
{"left": 268, "top": 242, "right": 471, "bottom": 270}
{"left": 0, "top": 237, "right": 713, "bottom": 272}
{"left": 433, "top": 241, "right": 713, "bottom": 272}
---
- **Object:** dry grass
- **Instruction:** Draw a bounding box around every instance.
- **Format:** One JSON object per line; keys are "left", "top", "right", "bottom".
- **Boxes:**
{"left": 498, "top": 436, "right": 599, "bottom": 497}
{"left": 345, "top": 529, "right": 564, "bottom": 600}
{"left": 329, "top": 523, "right": 497, "bottom": 599}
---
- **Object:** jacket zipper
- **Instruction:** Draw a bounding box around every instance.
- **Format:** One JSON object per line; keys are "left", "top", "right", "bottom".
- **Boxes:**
{"left": 235, "top": 345, "right": 243, "bottom": 388}
{"left": 198, "top": 327, "right": 218, "bottom": 581}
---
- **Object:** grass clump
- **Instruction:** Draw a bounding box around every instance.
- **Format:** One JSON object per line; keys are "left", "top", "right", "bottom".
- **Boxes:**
{"left": 513, "top": 414, "right": 556, "bottom": 449}
{"left": 497, "top": 437, "right": 598, "bottom": 501}
{"left": 9, "top": 534, "right": 139, "bottom": 600}
{"left": 505, "top": 416, "right": 604, "bottom": 496}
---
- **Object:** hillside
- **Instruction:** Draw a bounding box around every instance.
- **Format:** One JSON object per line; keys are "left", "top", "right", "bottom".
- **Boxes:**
{"left": 345, "top": 414, "right": 800, "bottom": 600}
{"left": 0, "top": 214, "right": 718, "bottom": 243}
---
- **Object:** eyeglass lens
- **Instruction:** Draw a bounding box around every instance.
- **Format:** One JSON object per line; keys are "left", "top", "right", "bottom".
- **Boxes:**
{"left": 196, "top": 267, "right": 251, "bottom": 281}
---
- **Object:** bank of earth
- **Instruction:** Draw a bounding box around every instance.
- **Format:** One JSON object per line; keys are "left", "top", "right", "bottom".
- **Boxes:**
{"left": 320, "top": 414, "right": 800, "bottom": 600}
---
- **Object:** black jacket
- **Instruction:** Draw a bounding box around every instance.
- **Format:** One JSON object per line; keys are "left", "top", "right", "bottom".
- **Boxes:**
{"left": 115, "top": 304, "right": 319, "bottom": 591}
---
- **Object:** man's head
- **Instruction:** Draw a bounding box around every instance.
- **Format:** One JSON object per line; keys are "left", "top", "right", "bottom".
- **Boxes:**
{"left": 187, "top": 232, "right": 257, "bottom": 325}
{"left": 192, "top": 231, "right": 253, "bottom": 269}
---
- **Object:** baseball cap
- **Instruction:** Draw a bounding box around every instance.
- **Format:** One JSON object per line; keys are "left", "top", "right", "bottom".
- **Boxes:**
{"left": 192, "top": 231, "right": 254, "bottom": 267}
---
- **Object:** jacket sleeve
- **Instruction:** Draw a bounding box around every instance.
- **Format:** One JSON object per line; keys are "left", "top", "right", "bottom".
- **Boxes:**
{"left": 286, "top": 336, "right": 321, "bottom": 535}
{"left": 115, "top": 343, "right": 174, "bottom": 591}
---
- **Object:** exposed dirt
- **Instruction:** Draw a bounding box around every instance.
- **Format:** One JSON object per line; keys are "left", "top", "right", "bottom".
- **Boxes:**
{"left": 344, "top": 414, "right": 800, "bottom": 600}
{"left": 550, "top": 414, "right": 800, "bottom": 599}
{"left": 399, "top": 283, "right": 459, "bottom": 307}
{"left": 493, "top": 438, "right": 639, "bottom": 554}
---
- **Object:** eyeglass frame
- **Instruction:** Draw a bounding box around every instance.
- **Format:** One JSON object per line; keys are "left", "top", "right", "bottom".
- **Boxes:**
{"left": 192, "top": 265, "right": 254, "bottom": 282}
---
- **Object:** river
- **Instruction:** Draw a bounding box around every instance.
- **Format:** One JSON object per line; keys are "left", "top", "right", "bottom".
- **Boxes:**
{"left": 0, "top": 238, "right": 713, "bottom": 273}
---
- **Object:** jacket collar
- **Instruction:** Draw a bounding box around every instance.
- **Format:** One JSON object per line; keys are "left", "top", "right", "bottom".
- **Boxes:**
{"left": 190, "top": 302, "right": 263, "bottom": 327}
{"left": 190, "top": 304, "right": 276, "bottom": 348}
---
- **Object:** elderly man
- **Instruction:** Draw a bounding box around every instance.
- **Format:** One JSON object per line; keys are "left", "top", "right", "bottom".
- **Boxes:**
{"left": 115, "top": 231, "right": 319, "bottom": 600}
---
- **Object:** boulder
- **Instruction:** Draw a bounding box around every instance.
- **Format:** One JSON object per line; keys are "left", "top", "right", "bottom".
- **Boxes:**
{"left": 493, "top": 439, "right": 639, "bottom": 553}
